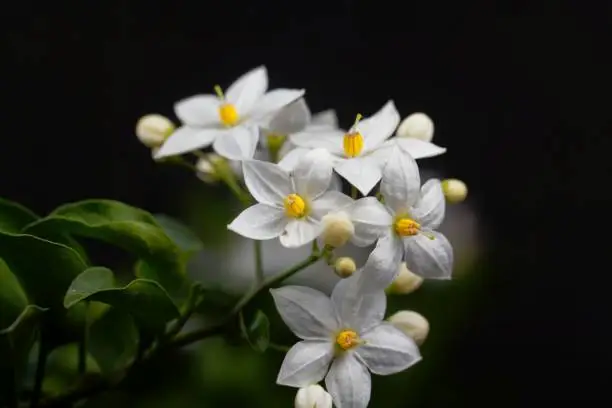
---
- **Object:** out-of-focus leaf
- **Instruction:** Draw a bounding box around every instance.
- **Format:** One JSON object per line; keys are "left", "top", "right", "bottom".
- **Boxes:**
{"left": 241, "top": 310, "right": 270, "bottom": 353}
{"left": 153, "top": 214, "right": 204, "bottom": 257}
{"left": 0, "top": 197, "right": 38, "bottom": 233}
{"left": 0, "top": 257, "right": 28, "bottom": 330}
{"left": 88, "top": 307, "right": 138, "bottom": 374}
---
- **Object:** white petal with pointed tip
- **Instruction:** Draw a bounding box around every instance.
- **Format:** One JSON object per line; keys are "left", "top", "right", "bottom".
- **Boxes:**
{"left": 331, "top": 275, "right": 386, "bottom": 333}
{"left": 335, "top": 156, "right": 382, "bottom": 196}
{"left": 360, "top": 233, "right": 404, "bottom": 290}
{"left": 278, "top": 147, "right": 310, "bottom": 171}
{"left": 227, "top": 204, "right": 287, "bottom": 240}
{"left": 249, "top": 89, "right": 305, "bottom": 122}
{"left": 212, "top": 126, "right": 259, "bottom": 160}
{"left": 380, "top": 147, "right": 421, "bottom": 213}
{"left": 325, "top": 354, "right": 371, "bottom": 408}
{"left": 310, "top": 191, "right": 354, "bottom": 220}
{"left": 348, "top": 197, "right": 393, "bottom": 246}
{"left": 242, "top": 160, "right": 291, "bottom": 206}
{"left": 277, "top": 340, "right": 335, "bottom": 387}
{"left": 268, "top": 97, "right": 312, "bottom": 135}
{"left": 396, "top": 138, "right": 446, "bottom": 159}
{"left": 403, "top": 231, "right": 453, "bottom": 279}
{"left": 358, "top": 100, "right": 400, "bottom": 151}
{"left": 280, "top": 218, "right": 322, "bottom": 248}
{"left": 226, "top": 66, "right": 268, "bottom": 114}
{"left": 290, "top": 129, "right": 346, "bottom": 155}
{"left": 270, "top": 286, "right": 339, "bottom": 339}
{"left": 356, "top": 323, "right": 421, "bottom": 375}
{"left": 311, "top": 109, "right": 338, "bottom": 128}
{"left": 411, "top": 179, "right": 445, "bottom": 229}
{"left": 174, "top": 95, "right": 220, "bottom": 126}
{"left": 155, "top": 126, "right": 226, "bottom": 159}
{"left": 293, "top": 149, "right": 334, "bottom": 200}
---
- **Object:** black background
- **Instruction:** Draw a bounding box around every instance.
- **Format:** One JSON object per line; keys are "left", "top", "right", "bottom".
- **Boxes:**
{"left": 2, "top": 1, "right": 609, "bottom": 406}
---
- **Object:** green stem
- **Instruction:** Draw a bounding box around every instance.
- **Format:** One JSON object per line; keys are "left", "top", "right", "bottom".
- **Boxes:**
{"left": 351, "top": 185, "right": 358, "bottom": 199}
{"left": 163, "top": 284, "right": 202, "bottom": 341}
{"left": 30, "top": 338, "right": 48, "bottom": 408}
{"left": 254, "top": 240, "right": 264, "bottom": 284}
{"left": 267, "top": 342, "right": 291, "bottom": 353}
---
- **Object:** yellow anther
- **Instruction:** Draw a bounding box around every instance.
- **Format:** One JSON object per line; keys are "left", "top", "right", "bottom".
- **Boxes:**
{"left": 283, "top": 194, "right": 307, "bottom": 218}
{"left": 394, "top": 217, "right": 421, "bottom": 237}
{"left": 343, "top": 132, "right": 364, "bottom": 158}
{"left": 214, "top": 85, "right": 239, "bottom": 126}
{"left": 335, "top": 330, "right": 360, "bottom": 351}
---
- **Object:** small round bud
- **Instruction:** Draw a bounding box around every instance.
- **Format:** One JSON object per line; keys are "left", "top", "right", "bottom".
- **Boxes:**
{"left": 388, "top": 310, "right": 430, "bottom": 346}
{"left": 387, "top": 263, "right": 423, "bottom": 294}
{"left": 195, "top": 154, "right": 225, "bottom": 184}
{"left": 334, "top": 257, "right": 356, "bottom": 278}
{"left": 442, "top": 178, "right": 468, "bottom": 203}
{"left": 396, "top": 112, "right": 434, "bottom": 142}
{"left": 295, "top": 384, "right": 332, "bottom": 408}
{"left": 321, "top": 211, "right": 354, "bottom": 248}
{"left": 136, "top": 114, "right": 175, "bottom": 148}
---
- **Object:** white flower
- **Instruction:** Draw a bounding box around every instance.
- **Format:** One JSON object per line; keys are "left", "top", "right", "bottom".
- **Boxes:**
{"left": 271, "top": 275, "right": 421, "bottom": 408}
{"left": 295, "top": 384, "right": 333, "bottom": 408}
{"left": 228, "top": 148, "right": 352, "bottom": 248}
{"left": 392, "top": 112, "right": 446, "bottom": 159}
{"left": 388, "top": 310, "right": 430, "bottom": 346}
{"left": 154, "top": 66, "right": 304, "bottom": 160}
{"left": 349, "top": 147, "right": 453, "bottom": 287}
{"left": 288, "top": 101, "right": 400, "bottom": 195}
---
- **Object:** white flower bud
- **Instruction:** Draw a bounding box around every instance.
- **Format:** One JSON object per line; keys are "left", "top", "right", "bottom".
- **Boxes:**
{"left": 388, "top": 310, "right": 430, "bottom": 346}
{"left": 196, "top": 154, "right": 225, "bottom": 184}
{"left": 334, "top": 257, "right": 356, "bottom": 278}
{"left": 136, "top": 114, "right": 175, "bottom": 148}
{"left": 295, "top": 384, "right": 332, "bottom": 408}
{"left": 321, "top": 211, "right": 354, "bottom": 248}
{"left": 387, "top": 263, "right": 423, "bottom": 295}
{"left": 442, "top": 178, "right": 468, "bottom": 203}
{"left": 396, "top": 112, "right": 434, "bottom": 142}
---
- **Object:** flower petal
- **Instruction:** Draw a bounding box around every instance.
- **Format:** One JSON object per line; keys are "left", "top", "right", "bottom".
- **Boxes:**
{"left": 174, "top": 94, "right": 220, "bottom": 126}
{"left": 359, "top": 100, "right": 400, "bottom": 151}
{"left": 212, "top": 126, "right": 259, "bottom": 160}
{"left": 347, "top": 197, "right": 393, "bottom": 247}
{"left": 290, "top": 129, "right": 345, "bottom": 155}
{"left": 278, "top": 147, "right": 310, "bottom": 171}
{"left": 268, "top": 97, "right": 312, "bottom": 135}
{"left": 380, "top": 147, "right": 421, "bottom": 214}
{"left": 242, "top": 159, "right": 291, "bottom": 206}
{"left": 411, "top": 179, "right": 445, "bottom": 229}
{"left": 357, "top": 323, "right": 421, "bottom": 375}
{"left": 249, "top": 89, "right": 306, "bottom": 122}
{"left": 310, "top": 191, "right": 354, "bottom": 220}
{"left": 325, "top": 354, "right": 371, "bottom": 408}
{"left": 226, "top": 66, "right": 268, "bottom": 114}
{"left": 280, "top": 218, "right": 322, "bottom": 248}
{"left": 403, "top": 231, "right": 453, "bottom": 279}
{"left": 227, "top": 203, "right": 287, "bottom": 240}
{"left": 360, "top": 233, "right": 404, "bottom": 290}
{"left": 277, "top": 340, "right": 335, "bottom": 387}
{"left": 396, "top": 138, "right": 447, "bottom": 159}
{"left": 311, "top": 109, "right": 338, "bottom": 128}
{"left": 154, "top": 126, "right": 224, "bottom": 159}
{"left": 335, "top": 156, "right": 382, "bottom": 196}
{"left": 270, "top": 285, "right": 339, "bottom": 339}
{"left": 331, "top": 274, "right": 386, "bottom": 333}
{"left": 293, "top": 149, "right": 334, "bottom": 199}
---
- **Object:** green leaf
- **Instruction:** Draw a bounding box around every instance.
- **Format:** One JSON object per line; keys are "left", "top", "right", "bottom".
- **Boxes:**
{"left": 153, "top": 214, "right": 204, "bottom": 257}
{"left": 0, "top": 257, "right": 28, "bottom": 330}
{"left": 88, "top": 307, "right": 138, "bottom": 374}
{"left": 0, "top": 233, "right": 87, "bottom": 308}
{"left": 241, "top": 310, "right": 270, "bottom": 353}
{"left": 0, "top": 197, "right": 38, "bottom": 233}
{"left": 24, "top": 199, "right": 186, "bottom": 298}
{"left": 64, "top": 267, "right": 180, "bottom": 329}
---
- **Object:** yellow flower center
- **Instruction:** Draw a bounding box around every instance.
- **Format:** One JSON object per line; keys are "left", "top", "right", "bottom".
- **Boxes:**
{"left": 343, "top": 113, "right": 364, "bottom": 158}
{"left": 335, "top": 330, "right": 360, "bottom": 351}
{"left": 214, "top": 85, "right": 239, "bottom": 127}
{"left": 394, "top": 217, "right": 421, "bottom": 237}
{"left": 283, "top": 194, "right": 307, "bottom": 218}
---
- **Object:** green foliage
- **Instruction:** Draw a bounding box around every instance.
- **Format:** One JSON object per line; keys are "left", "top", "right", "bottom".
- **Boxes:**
{"left": 88, "top": 308, "right": 139, "bottom": 375}
{"left": 153, "top": 214, "right": 204, "bottom": 258}
{"left": 241, "top": 310, "right": 270, "bottom": 353}
{"left": 0, "top": 197, "right": 39, "bottom": 233}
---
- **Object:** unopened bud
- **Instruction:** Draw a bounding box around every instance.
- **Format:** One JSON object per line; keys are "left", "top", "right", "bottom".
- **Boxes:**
{"left": 442, "top": 178, "right": 468, "bottom": 203}
{"left": 136, "top": 114, "right": 175, "bottom": 148}
{"left": 396, "top": 112, "right": 434, "bottom": 142}
{"left": 321, "top": 211, "right": 354, "bottom": 248}
{"left": 388, "top": 310, "right": 430, "bottom": 346}
{"left": 334, "top": 257, "right": 356, "bottom": 278}
{"left": 387, "top": 262, "right": 423, "bottom": 295}
{"left": 295, "top": 385, "right": 332, "bottom": 408}
{"left": 195, "top": 154, "right": 225, "bottom": 184}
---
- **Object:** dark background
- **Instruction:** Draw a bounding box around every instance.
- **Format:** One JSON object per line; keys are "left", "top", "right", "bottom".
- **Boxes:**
{"left": 2, "top": 1, "right": 609, "bottom": 406}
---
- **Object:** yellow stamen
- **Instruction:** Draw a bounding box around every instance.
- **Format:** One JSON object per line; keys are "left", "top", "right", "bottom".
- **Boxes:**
{"left": 394, "top": 217, "right": 421, "bottom": 237}
{"left": 336, "top": 330, "right": 360, "bottom": 351}
{"left": 214, "top": 84, "right": 239, "bottom": 126}
{"left": 343, "top": 113, "right": 364, "bottom": 158}
{"left": 283, "top": 194, "right": 307, "bottom": 218}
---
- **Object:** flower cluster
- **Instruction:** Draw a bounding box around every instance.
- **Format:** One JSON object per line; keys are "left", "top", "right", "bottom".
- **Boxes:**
{"left": 137, "top": 66, "right": 470, "bottom": 408}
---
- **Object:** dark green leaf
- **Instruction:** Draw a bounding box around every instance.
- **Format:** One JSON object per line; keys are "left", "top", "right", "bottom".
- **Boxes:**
{"left": 0, "top": 197, "right": 38, "bottom": 233}
{"left": 88, "top": 308, "right": 138, "bottom": 374}
{"left": 64, "top": 267, "right": 180, "bottom": 329}
{"left": 153, "top": 214, "right": 204, "bottom": 257}
{"left": 242, "top": 310, "right": 270, "bottom": 353}
{"left": 0, "top": 257, "right": 28, "bottom": 330}
{"left": 24, "top": 199, "right": 186, "bottom": 298}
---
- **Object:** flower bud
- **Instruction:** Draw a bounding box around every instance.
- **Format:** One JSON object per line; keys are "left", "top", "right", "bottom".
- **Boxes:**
{"left": 387, "top": 263, "right": 423, "bottom": 295}
{"left": 136, "top": 114, "right": 175, "bottom": 148}
{"left": 321, "top": 211, "right": 354, "bottom": 248}
{"left": 388, "top": 310, "right": 430, "bottom": 346}
{"left": 442, "top": 178, "right": 468, "bottom": 203}
{"left": 334, "top": 257, "right": 356, "bottom": 278}
{"left": 195, "top": 154, "right": 226, "bottom": 184}
{"left": 396, "top": 112, "right": 434, "bottom": 142}
{"left": 295, "top": 384, "right": 332, "bottom": 408}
